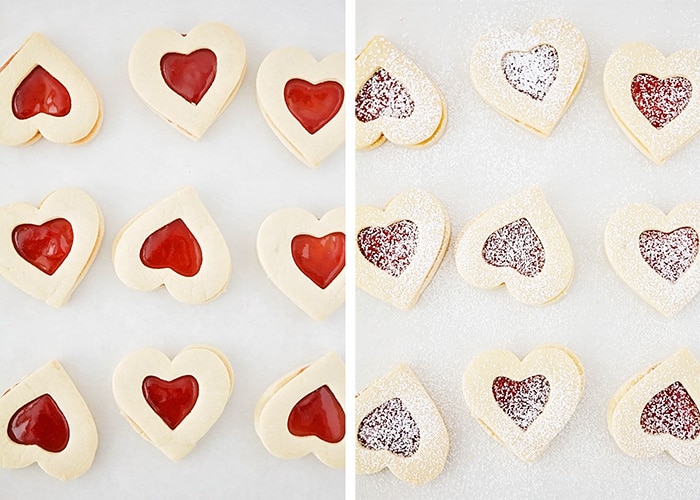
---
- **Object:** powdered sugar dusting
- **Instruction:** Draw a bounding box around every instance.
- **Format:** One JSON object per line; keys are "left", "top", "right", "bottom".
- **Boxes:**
{"left": 638, "top": 227, "right": 699, "bottom": 282}
{"left": 502, "top": 44, "right": 559, "bottom": 101}
{"left": 357, "top": 220, "right": 419, "bottom": 277}
{"left": 356, "top": 68, "right": 416, "bottom": 123}
{"left": 482, "top": 218, "right": 546, "bottom": 277}
{"left": 357, "top": 397, "right": 421, "bottom": 457}
{"left": 640, "top": 381, "right": 700, "bottom": 440}
{"left": 631, "top": 74, "right": 693, "bottom": 129}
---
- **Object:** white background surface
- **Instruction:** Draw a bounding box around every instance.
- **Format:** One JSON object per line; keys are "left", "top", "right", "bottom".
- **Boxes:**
{"left": 0, "top": 1, "right": 344, "bottom": 499}
{"left": 356, "top": 0, "right": 700, "bottom": 498}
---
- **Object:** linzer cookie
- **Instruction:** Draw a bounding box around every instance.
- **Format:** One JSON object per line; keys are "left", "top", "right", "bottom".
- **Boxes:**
{"left": 604, "top": 43, "right": 700, "bottom": 164}
{"left": 0, "top": 361, "right": 98, "bottom": 480}
{"left": 256, "top": 48, "right": 344, "bottom": 168}
{"left": 129, "top": 23, "right": 246, "bottom": 140}
{"left": 454, "top": 187, "right": 574, "bottom": 306}
{"left": 112, "top": 186, "right": 231, "bottom": 304}
{"left": 608, "top": 349, "right": 700, "bottom": 466}
{"left": 356, "top": 189, "right": 450, "bottom": 309}
{"left": 355, "top": 36, "right": 446, "bottom": 150}
{"left": 0, "top": 188, "right": 103, "bottom": 307}
{"left": 462, "top": 345, "right": 584, "bottom": 462}
{"left": 470, "top": 18, "right": 587, "bottom": 137}
{"left": 257, "top": 207, "right": 345, "bottom": 320}
{"left": 605, "top": 201, "right": 700, "bottom": 316}
{"left": 356, "top": 364, "right": 449, "bottom": 485}
{"left": 255, "top": 352, "right": 345, "bottom": 469}
{"left": 0, "top": 33, "right": 102, "bottom": 146}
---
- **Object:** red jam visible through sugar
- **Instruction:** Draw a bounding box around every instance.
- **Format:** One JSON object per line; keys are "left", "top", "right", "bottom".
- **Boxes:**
{"left": 287, "top": 385, "right": 345, "bottom": 443}
{"left": 492, "top": 375, "right": 550, "bottom": 430}
{"left": 160, "top": 49, "right": 217, "bottom": 105}
{"left": 12, "top": 218, "right": 74, "bottom": 276}
{"left": 357, "top": 397, "right": 420, "bottom": 457}
{"left": 640, "top": 381, "right": 700, "bottom": 440}
{"left": 283, "top": 79, "right": 344, "bottom": 135}
{"left": 501, "top": 44, "right": 559, "bottom": 101}
{"left": 142, "top": 375, "right": 199, "bottom": 430}
{"left": 355, "top": 68, "right": 415, "bottom": 123}
{"left": 482, "top": 218, "right": 545, "bottom": 277}
{"left": 12, "top": 66, "right": 72, "bottom": 120}
{"left": 291, "top": 232, "right": 345, "bottom": 289}
{"left": 639, "top": 227, "right": 699, "bottom": 283}
{"left": 7, "top": 394, "right": 70, "bottom": 453}
{"left": 357, "top": 220, "right": 418, "bottom": 277}
{"left": 140, "top": 218, "right": 203, "bottom": 277}
{"left": 631, "top": 74, "right": 692, "bottom": 129}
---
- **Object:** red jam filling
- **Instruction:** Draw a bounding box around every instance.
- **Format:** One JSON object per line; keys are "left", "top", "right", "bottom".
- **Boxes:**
{"left": 160, "top": 49, "right": 217, "bottom": 105}
{"left": 355, "top": 68, "right": 415, "bottom": 123}
{"left": 139, "top": 218, "right": 203, "bottom": 277}
{"left": 639, "top": 227, "right": 699, "bottom": 283}
{"left": 12, "top": 218, "right": 74, "bottom": 275}
{"left": 283, "top": 79, "right": 344, "bottom": 135}
{"left": 357, "top": 397, "right": 420, "bottom": 457}
{"left": 501, "top": 44, "right": 559, "bottom": 101}
{"left": 631, "top": 73, "right": 692, "bottom": 129}
{"left": 7, "top": 394, "right": 70, "bottom": 453}
{"left": 492, "top": 375, "right": 550, "bottom": 430}
{"left": 291, "top": 232, "right": 345, "bottom": 289}
{"left": 482, "top": 218, "right": 545, "bottom": 277}
{"left": 12, "top": 66, "right": 71, "bottom": 120}
{"left": 142, "top": 375, "right": 199, "bottom": 430}
{"left": 356, "top": 220, "right": 418, "bottom": 277}
{"left": 287, "top": 385, "right": 345, "bottom": 443}
{"left": 641, "top": 381, "right": 700, "bottom": 440}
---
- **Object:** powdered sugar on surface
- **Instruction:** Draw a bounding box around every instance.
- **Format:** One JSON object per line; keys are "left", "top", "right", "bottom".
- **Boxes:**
{"left": 502, "top": 44, "right": 559, "bottom": 101}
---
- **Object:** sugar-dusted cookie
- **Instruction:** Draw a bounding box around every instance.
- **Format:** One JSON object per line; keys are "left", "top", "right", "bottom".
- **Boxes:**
{"left": 608, "top": 348, "right": 700, "bottom": 465}
{"left": 355, "top": 36, "right": 446, "bottom": 150}
{"left": 604, "top": 43, "right": 700, "bottom": 164}
{"left": 0, "top": 188, "right": 103, "bottom": 307}
{"left": 255, "top": 352, "right": 345, "bottom": 469}
{"left": 0, "top": 361, "right": 98, "bottom": 480}
{"left": 462, "top": 345, "right": 584, "bottom": 462}
{"left": 112, "top": 345, "right": 233, "bottom": 461}
{"left": 471, "top": 18, "right": 587, "bottom": 137}
{"left": 112, "top": 186, "right": 231, "bottom": 304}
{"left": 257, "top": 48, "right": 344, "bottom": 168}
{"left": 455, "top": 187, "right": 573, "bottom": 306}
{"left": 356, "top": 189, "right": 450, "bottom": 309}
{"left": 356, "top": 364, "right": 449, "bottom": 485}
{"left": 129, "top": 22, "right": 246, "bottom": 140}
{"left": 0, "top": 33, "right": 102, "bottom": 146}
{"left": 257, "top": 207, "right": 344, "bottom": 320}
{"left": 605, "top": 201, "right": 700, "bottom": 316}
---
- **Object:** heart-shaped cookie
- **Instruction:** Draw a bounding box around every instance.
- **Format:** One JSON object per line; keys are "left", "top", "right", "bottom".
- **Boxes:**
{"left": 256, "top": 48, "right": 344, "bottom": 168}
{"left": 129, "top": 22, "right": 246, "bottom": 140}
{"left": 608, "top": 348, "right": 700, "bottom": 465}
{"left": 455, "top": 187, "right": 574, "bottom": 305}
{"left": 470, "top": 18, "right": 587, "bottom": 137}
{"left": 462, "top": 345, "right": 584, "bottom": 462}
{"left": 255, "top": 352, "right": 345, "bottom": 469}
{"left": 356, "top": 189, "right": 450, "bottom": 309}
{"left": 604, "top": 43, "right": 700, "bottom": 164}
{"left": 0, "top": 33, "right": 102, "bottom": 146}
{"left": 112, "top": 186, "right": 231, "bottom": 304}
{"left": 355, "top": 36, "right": 446, "bottom": 150}
{"left": 0, "top": 361, "right": 98, "bottom": 480}
{"left": 605, "top": 201, "right": 700, "bottom": 316}
{"left": 257, "top": 207, "right": 344, "bottom": 320}
{"left": 112, "top": 345, "right": 233, "bottom": 461}
{"left": 356, "top": 364, "right": 449, "bottom": 485}
{"left": 0, "top": 188, "right": 103, "bottom": 307}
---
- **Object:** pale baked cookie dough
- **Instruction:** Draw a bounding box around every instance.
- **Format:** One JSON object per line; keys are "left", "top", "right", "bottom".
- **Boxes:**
{"left": 257, "top": 207, "right": 344, "bottom": 321}
{"left": 255, "top": 352, "right": 345, "bottom": 469}
{"left": 605, "top": 201, "right": 700, "bottom": 316}
{"left": 0, "top": 188, "right": 103, "bottom": 307}
{"left": 356, "top": 189, "right": 451, "bottom": 310}
{"left": 608, "top": 349, "right": 700, "bottom": 466}
{"left": 112, "top": 186, "right": 231, "bottom": 304}
{"left": 0, "top": 361, "right": 98, "bottom": 480}
{"left": 257, "top": 48, "right": 344, "bottom": 168}
{"left": 129, "top": 22, "right": 246, "bottom": 140}
{"left": 112, "top": 345, "right": 233, "bottom": 461}
{"left": 455, "top": 187, "right": 573, "bottom": 306}
{"left": 470, "top": 18, "right": 587, "bottom": 137}
{"left": 356, "top": 364, "right": 449, "bottom": 485}
{"left": 604, "top": 43, "right": 700, "bottom": 164}
{"left": 0, "top": 33, "right": 102, "bottom": 146}
{"left": 462, "top": 345, "right": 584, "bottom": 462}
{"left": 355, "top": 36, "right": 446, "bottom": 150}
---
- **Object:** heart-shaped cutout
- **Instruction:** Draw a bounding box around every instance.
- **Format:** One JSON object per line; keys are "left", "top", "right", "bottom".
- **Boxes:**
{"left": 357, "top": 220, "right": 418, "bottom": 278}
{"left": 502, "top": 44, "right": 559, "bottom": 101}
{"left": 482, "top": 218, "right": 545, "bottom": 278}
{"left": 291, "top": 232, "right": 345, "bottom": 289}
{"left": 12, "top": 66, "right": 71, "bottom": 119}
{"left": 357, "top": 397, "right": 420, "bottom": 457}
{"left": 355, "top": 68, "right": 415, "bottom": 123}
{"left": 7, "top": 394, "right": 70, "bottom": 453}
{"left": 492, "top": 375, "right": 550, "bottom": 430}
{"left": 631, "top": 73, "right": 692, "bottom": 129}
{"left": 139, "top": 218, "right": 203, "bottom": 278}
{"left": 142, "top": 375, "right": 199, "bottom": 430}
{"left": 284, "top": 79, "right": 344, "bottom": 134}
{"left": 287, "top": 385, "right": 345, "bottom": 443}
{"left": 640, "top": 381, "right": 700, "bottom": 440}
{"left": 160, "top": 49, "right": 217, "bottom": 105}
{"left": 639, "top": 227, "right": 698, "bottom": 283}
{"left": 12, "top": 218, "right": 74, "bottom": 276}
